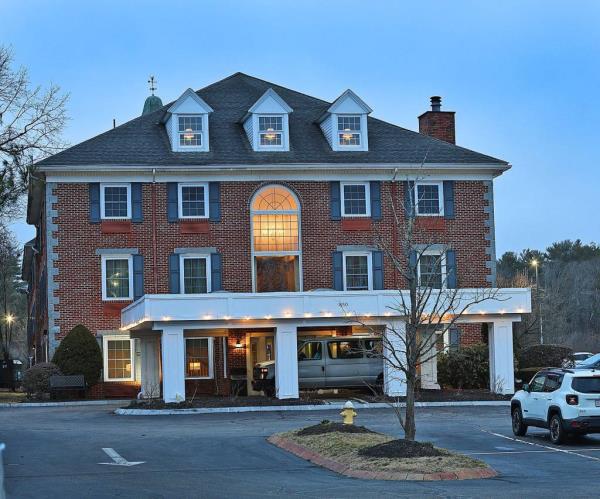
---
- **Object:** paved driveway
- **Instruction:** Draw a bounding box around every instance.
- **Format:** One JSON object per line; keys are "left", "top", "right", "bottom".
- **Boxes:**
{"left": 1, "top": 404, "right": 599, "bottom": 498}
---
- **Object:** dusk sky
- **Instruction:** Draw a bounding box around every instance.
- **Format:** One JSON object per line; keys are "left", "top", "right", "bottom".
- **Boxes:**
{"left": 3, "top": 0, "right": 599, "bottom": 256}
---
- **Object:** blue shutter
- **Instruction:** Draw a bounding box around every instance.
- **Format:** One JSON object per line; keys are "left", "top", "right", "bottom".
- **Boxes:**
{"left": 167, "top": 183, "right": 178, "bottom": 222}
{"left": 409, "top": 249, "right": 418, "bottom": 283}
{"left": 89, "top": 183, "right": 100, "bottom": 223}
{"left": 168, "top": 253, "right": 180, "bottom": 294}
{"left": 446, "top": 250, "right": 457, "bottom": 289}
{"left": 443, "top": 181, "right": 455, "bottom": 219}
{"left": 449, "top": 327, "right": 461, "bottom": 352}
{"left": 330, "top": 182, "right": 341, "bottom": 220}
{"left": 131, "top": 183, "right": 143, "bottom": 222}
{"left": 332, "top": 251, "right": 343, "bottom": 290}
{"left": 133, "top": 255, "right": 144, "bottom": 300}
{"left": 209, "top": 182, "right": 221, "bottom": 222}
{"left": 372, "top": 251, "right": 384, "bottom": 290}
{"left": 210, "top": 252, "right": 222, "bottom": 292}
{"left": 404, "top": 181, "right": 415, "bottom": 218}
{"left": 370, "top": 181, "right": 382, "bottom": 221}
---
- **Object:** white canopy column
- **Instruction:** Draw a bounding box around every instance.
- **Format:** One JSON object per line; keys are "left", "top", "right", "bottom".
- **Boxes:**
{"left": 160, "top": 325, "right": 186, "bottom": 402}
{"left": 383, "top": 320, "right": 407, "bottom": 397}
{"left": 139, "top": 333, "right": 161, "bottom": 399}
{"left": 488, "top": 319, "right": 515, "bottom": 395}
{"left": 274, "top": 322, "right": 299, "bottom": 399}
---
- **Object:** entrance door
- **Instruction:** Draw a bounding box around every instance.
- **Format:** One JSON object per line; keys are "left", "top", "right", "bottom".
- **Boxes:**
{"left": 420, "top": 333, "right": 440, "bottom": 390}
{"left": 247, "top": 334, "right": 275, "bottom": 395}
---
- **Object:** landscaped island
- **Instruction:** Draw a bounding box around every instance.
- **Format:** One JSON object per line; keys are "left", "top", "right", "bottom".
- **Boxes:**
{"left": 269, "top": 421, "right": 497, "bottom": 481}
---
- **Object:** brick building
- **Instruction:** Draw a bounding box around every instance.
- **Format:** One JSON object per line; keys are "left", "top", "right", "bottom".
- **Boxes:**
{"left": 22, "top": 73, "right": 530, "bottom": 401}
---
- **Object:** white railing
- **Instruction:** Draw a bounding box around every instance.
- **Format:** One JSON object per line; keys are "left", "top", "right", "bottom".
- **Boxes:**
{"left": 121, "top": 288, "right": 531, "bottom": 330}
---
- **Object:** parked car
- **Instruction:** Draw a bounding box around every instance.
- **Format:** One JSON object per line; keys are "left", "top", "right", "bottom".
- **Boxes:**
{"left": 574, "top": 353, "right": 600, "bottom": 369}
{"left": 573, "top": 352, "right": 594, "bottom": 366}
{"left": 511, "top": 368, "right": 600, "bottom": 444}
{"left": 252, "top": 336, "right": 383, "bottom": 396}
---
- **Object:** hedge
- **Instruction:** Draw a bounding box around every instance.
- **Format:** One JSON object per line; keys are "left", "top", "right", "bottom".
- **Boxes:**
{"left": 518, "top": 344, "right": 573, "bottom": 369}
{"left": 52, "top": 324, "right": 103, "bottom": 387}
{"left": 437, "top": 344, "right": 489, "bottom": 390}
{"left": 22, "top": 362, "right": 62, "bottom": 397}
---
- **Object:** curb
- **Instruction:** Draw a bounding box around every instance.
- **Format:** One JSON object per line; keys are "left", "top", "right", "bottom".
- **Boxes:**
{"left": 114, "top": 400, "right": 510, "bottom": 416}
{"left": 0, "top": 399, "right": 133, "bottom": 408}
{"left": 267, "top": 435, "right": 498, "bottom": 481}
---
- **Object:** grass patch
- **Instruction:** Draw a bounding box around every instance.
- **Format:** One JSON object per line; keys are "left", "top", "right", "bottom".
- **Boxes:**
{"left": 0, "top": 391, "right": 26, "bottom": 403}
{"left": 278, "top": 424, "right": 487, "bottom": 474}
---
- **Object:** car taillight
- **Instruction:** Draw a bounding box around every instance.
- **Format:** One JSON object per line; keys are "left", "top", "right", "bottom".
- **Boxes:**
{"left": 566, "top": 394, "right": 579, "bottom": 405}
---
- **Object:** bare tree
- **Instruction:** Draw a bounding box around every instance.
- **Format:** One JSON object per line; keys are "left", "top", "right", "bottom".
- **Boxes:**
{"left": 345, "top": 170, "right": 503, "bottom": 441}
{"left": 0, "top": 46, "right": 68, "bottom": 219}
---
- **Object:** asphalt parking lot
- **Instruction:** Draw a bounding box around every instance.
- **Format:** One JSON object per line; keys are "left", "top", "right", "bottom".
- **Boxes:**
{"left": 1, "top": 404, "right": 600, "bottom": 498}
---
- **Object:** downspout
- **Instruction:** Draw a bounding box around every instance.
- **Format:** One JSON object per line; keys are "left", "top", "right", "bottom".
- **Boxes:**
{"left": 151, "top": 168, "right": 158, "bottom": 293}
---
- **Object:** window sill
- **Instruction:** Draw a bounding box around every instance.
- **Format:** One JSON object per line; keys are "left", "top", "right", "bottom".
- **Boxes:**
{"left": 180, "top": 220, "right": 210, "bottom": 234}
{"left": 101, "top": 220, "right": 132, "bottom": 234}
{"left": 341, "top": 218, "right": 372, "bottom": 231}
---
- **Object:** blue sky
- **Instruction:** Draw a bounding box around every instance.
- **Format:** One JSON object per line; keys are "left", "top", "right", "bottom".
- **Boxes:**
{"left": 3, "top": 0, "right": 599, "bottom": 255}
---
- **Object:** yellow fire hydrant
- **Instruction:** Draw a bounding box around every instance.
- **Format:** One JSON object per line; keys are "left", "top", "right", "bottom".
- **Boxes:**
{"left": 340, "top": 400, "right": 357, "bottom": 425}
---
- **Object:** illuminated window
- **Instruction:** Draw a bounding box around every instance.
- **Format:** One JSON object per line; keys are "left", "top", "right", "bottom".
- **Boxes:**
{"left": 338, "top": 115, "right": 361, "bottom": 146}
{"left": 100, "top": 183, "right": 130, "bottom": 219}
{"left": 178, "top": 116, "right": 203, "bottom": 146}
{"left": 251, "top": 185, "right": 301, "bottom": 292}
{"left": 101, "top": 255, "right": 133, "bottom": 301}
{"left": 258, "top": 116, "right": 283, "bottom": 146}
{"left": 343, "top": 252, "right": 372, "bottom": 291}
{"left": 103, "top": 336, "right": 134, "bottom": 381}
{"left": 185, "top": 337, "right": 213, "bottom": 378}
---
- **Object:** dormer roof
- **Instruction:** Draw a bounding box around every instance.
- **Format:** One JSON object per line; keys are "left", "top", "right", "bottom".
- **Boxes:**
{"left": 241, "top": 88, "right": 292, "bottom": 123}
{"left": 166, "top": 88, "right": 214, "bottom": 115}
{"left": 325, "top": 89, "right": 372, "bottom": 116}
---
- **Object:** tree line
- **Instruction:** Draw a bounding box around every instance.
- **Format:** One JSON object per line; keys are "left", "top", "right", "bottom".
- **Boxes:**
{"left": 497, "top": 240, "right": 600, "bottom": 351}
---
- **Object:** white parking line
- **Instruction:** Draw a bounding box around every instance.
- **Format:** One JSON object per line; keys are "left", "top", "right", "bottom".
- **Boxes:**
{"left": 480, "top": 430, "right": 600, "bottom": 462}
{"left": 98, "top": 448, "right": 145, "bottom": 467}
{"left": 467, "top": 448, "right": 600, "bottom": 456}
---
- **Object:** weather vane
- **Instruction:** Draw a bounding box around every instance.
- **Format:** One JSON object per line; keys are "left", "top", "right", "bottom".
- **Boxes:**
{"left": 148, "top": 75, "right": 157, "bottom": 96}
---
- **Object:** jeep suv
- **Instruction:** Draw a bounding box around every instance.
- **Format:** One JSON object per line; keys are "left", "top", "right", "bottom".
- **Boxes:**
{"left": 511, "top": 368, "right": 600, "bottom": 444}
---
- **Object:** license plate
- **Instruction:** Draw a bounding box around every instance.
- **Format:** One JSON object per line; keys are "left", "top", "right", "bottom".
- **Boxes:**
{"left": 595, "top": 400, "right": 600, "bottom": 407}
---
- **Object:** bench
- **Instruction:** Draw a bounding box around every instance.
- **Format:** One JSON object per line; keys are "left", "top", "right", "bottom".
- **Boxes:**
{"left": 49, "top": 375, "right": 86, "bottom": 398}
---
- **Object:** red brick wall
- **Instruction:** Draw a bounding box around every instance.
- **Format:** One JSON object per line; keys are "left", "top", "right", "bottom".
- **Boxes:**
{"left": 50, "top": 180, "right": 492, "bottom": 338}
{"left": 459, "top": 323, "right": 488, "bottom": 346}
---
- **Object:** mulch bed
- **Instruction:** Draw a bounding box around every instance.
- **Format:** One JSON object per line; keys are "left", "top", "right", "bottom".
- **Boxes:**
{"left": 297, "top": 421, "right": 375, "bottom": 436}
{"left": 128, "top": 395, "right": 325, "bottom": 410}
{"left": 359, "top": 439, "right": 444, "bottom": 458}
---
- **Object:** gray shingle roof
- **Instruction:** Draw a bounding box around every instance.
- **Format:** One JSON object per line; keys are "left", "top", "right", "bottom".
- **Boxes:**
{"left": 37, "top": 72, "right": 507, "bottom": 168}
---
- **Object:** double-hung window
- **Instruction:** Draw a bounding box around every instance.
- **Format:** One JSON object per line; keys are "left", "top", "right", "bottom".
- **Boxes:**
{"left": 185, "top": 337, "right": 214, "bottom": 379}
{"left": 343, "top": 252, "right": 372, "bottom": 291}
{"left": 178, "top": 183, "right": 209, "bottom": 219}
{"left": 338, "top": 115, "right": 361, "bottom": 146}
{"left": 103, "top": 335, "right": 134, "bottom": 381}
{"left": 418, "top": 251, "right": 445, "bottom": 289}
{"left": 100, "top": 183, "right": 131, "bottom": 219}
{"left": 341, "top": 182, "right": 370, "bottom": 217}
{"left": 180, "top": 254, "right": 211, "bottom": 294}
{"left": 415, "top": 182, "right": 444, "bottom": 216}
{"left": 178, "top": 115, "right": 203, "bottom": 147}
{"left": 101, "top": 255, "right": 133, "bottom": 300}
{"left": 258, "top": 116, "right": 283, "bottom": 146}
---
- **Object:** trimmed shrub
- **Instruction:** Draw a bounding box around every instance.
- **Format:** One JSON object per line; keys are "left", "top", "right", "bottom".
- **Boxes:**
{"left": 437, "top": 344, "right": 489, "bottom": 390}
{"left": 52, "top": 324, "right": 102, "bottom": 387}
{"left": 23, "top": 362, "right": 62, "bottom": 397}
{"left": 518, "top": 344, "right": 573, "bottom": 369}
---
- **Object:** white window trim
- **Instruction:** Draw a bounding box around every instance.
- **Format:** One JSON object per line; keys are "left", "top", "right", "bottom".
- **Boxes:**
{"left": 337, "top": 114, "right": 362, "bottom": 148}
{"left": 332, "top": 113, "right": 368, "bottom": 152}
{"left": 340, "top": 181, "right": 371, "bottom": 217}
{"left": 177, "top": 182, "right": 210, "bottom": 219}
{"left": 171, "top": 113, "right": 210, "bottom": 152}
{"left": 179, "top": 254, "right": 212, "bottom": 294}
{"left": 416, "top": 249, "right": 447, "bottom": 289}
{"left": 342, "top": 251, "right": 373, "bottom": 291}
{"left": 101, "top": 254, "right": 134, "bottom": 301}
{"left": 254, "top": 113, "right": 289, "bottom": 151}
{"left": 185, "top": 336, "right": 214, "bottom": 379}
{"left": 103, "top": 335, "right": 135, "bottom": 382}
{"left": 100, "top": 183, "right": 131, "bottom": 220}
{"left": 414, "top": 181, "right": 445, "bottom": 217}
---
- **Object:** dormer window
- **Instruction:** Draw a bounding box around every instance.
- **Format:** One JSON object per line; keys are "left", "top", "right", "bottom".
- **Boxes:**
{"left": 338, "top": 116, "right": 361, "bottom": 146}
{"left": 259, "top": 116, "right": 283, "bottom": 146}
{"left": 242, "top": 88, "right": 292, "bottom": 152}
{"left": 164, "top": 88, "right": 213, "bottom": 152}
{"left": 178, "top": 116, "right": 203, "bottom": 147}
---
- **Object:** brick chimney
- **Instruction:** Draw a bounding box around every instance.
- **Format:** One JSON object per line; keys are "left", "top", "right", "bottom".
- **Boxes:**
{"left": 418, "top": 96, "right": 455, "bottom": 144}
